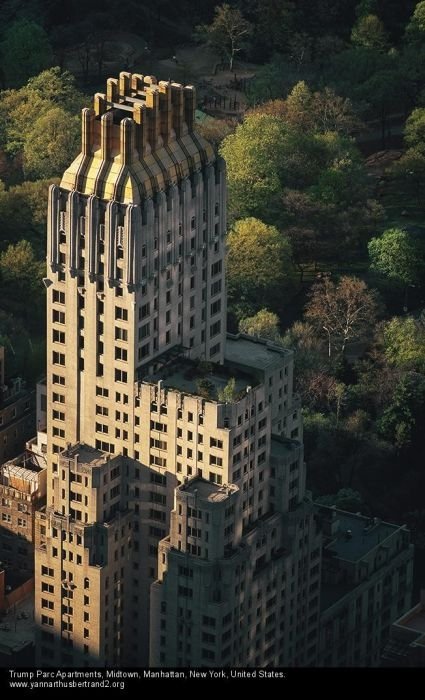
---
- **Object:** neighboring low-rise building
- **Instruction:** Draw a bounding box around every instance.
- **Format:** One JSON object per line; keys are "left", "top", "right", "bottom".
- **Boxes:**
{"left": 0, "top": 448, "right": 47, "bottom": 576}
{"left": 316, "top": 506, "right": 414, "bottom": 667}
{"left": 0, "top": 346, "right": 35, "bottom": 465}
{"left": 381, "top": 590, "right": 425, "bottom": 666}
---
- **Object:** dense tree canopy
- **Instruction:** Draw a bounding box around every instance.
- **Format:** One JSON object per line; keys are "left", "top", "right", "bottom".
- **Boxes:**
{"left": 368, "top": 227, "right": 425, "bottom": 289}
{"left": 0, "top": 19, "right": 53, "bottom": 87}
{"left": 226, "top": 217, "right": 294, "bottom": 317}
{"left": 0, "top": 67, "right": 85, "bottom": 179}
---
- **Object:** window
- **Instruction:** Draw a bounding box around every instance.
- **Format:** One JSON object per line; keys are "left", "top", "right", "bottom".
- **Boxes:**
{"left": 52, "top": 351, "right": 65, "bottom": 366}
{"left": 210, "top": 299, "right": 221, "bottom": 316}
{"left": 41, "top": 615, "right": 54, "bottom": 626}
{"left": 211, "top": 279, "right": 222, "bottom": 296}
{"left": 211, "top": 260, "right": 222, "bottom": 276}
{"left": 115, "top": 327, "right": 128, "bottom": 341}
{"left": 115, "top": 347, "right": 128, "bottom": 361}
{"left": 210, "top": 320, "right": 221, "bottom": 337}
{"left": 115, "top": 369, "right": 127, "bottom": 383}
{"left": 53, "top": 290, "right": 65, "bottom": 304}
{"left": 96, "top": 405, "right": 108, "bottom": 416}
{"left": 139, "top": 303, "right": 150, "bottom": 320}
{"left": 53, "top": 309, "right": 65, "bottom": 324}
{"left": 138, "top": 343, "right": 150, "bottom": 361}
{"left": 115, "top": 307, "right": 128, "bottom": 321}
{"left": 210, "top": 343, "right": 220, "bottom": 357}
{"left": 139, "top": 323, "right": 149, "bottom": 341}
{"left": 209, "top": 455, "right": 223, "bottom": 466}
{"left": 210, "top": 438, "right": 223, "bottom": 449}
{"left": 52, "top": 374, "right": 65, "bottom": 386}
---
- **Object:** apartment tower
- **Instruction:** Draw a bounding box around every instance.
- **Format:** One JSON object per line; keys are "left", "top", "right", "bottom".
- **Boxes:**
{"left": 33, "top": 70, "right": 413, "bottom": 669}
{"left": 35, "top": 71, "right": 229, "bottom": 666}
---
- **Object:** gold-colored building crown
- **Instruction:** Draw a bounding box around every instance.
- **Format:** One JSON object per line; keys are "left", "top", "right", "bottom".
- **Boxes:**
{"left": 61, "top": 71, "right": 214, "bottom": 203}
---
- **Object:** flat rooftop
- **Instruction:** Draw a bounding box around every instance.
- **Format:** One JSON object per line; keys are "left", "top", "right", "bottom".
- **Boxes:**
{"left": 180, "top": 477, "right": 238, "bottom": 503}
{"left": 61, "top": 443, "right": 110, "bottom": 467}
{"left": 397, "top": 604, "right": 425, "bottom": 635}
{"left": 319, "top": 507, "right": 401, "bottom": 563}
{"left": 225, "top": 334, "right": 291, "bottom": 373}
{"left": 0, "top": 596, "right": 34, "bottom": 653}
{"left": 271, "top": 437, "right": 301, "bottom": 460}
{"left": 150, "top": 357, "right": 257, "bottom": 400}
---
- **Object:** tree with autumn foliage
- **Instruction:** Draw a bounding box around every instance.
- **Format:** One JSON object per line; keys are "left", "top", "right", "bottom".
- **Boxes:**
{"left": 305, "top": 274, "right": 381, "bottom": 361}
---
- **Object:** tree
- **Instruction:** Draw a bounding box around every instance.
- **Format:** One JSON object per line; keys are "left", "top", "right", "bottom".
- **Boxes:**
{"left": 305, "top": 275, "right": 380, "bottom": 360}
{"left": 23, "top": 106, "right": 80, "bottom": 179}
{"left": 0, "top": 240, "right": 45, "bottom": 329}
{"left": 282, "top": 321, "right": 328, "bottom": 396}
{"left": 196, "top": 117, "right": 237, "bottom": 152}
{"left": 0, "top": 179, "right": 53, "bottom": 255}
{"left": 0, "top": 19, "right": 53, "bottom": 87}
{"left": 247, "top": 0, "right": 295, "bottom": 59}
{"left": 239, "top": 309, "right": 280, "bottom": 340}
{"left": 382, "top": 317, "right": 425, "bottom": 373}
{"left": 220, "top": 113, "right": 288, "bottom": 221}
{"left": 351, "top": 14, "right": 388, "bottom": 51}
{"left": 377, "top": 373, "right": 425, "bottom": 448}
{"left": 406, "top": 1, "right": 425, "bottom": 36}
{"left": 0, "top": 68, "right": 85, "bottom": 180}
{"left": 368, "top": 228, "right": 425, "bottom": 295}
{"left": 217, "top": 377, "right": 236, "bottom": 403}
{"left": 196, "top": 4, "right": 252, "bottom": 70}
{"left": 227, "top": 218, "right": 295, "bottom": 315}
{"left": 404, "top": 107, "right": 425, "bottom": 152}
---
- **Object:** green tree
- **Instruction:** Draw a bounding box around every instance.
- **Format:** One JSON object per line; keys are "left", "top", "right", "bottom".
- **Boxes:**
{"left": 227, "top": 218, "right": 295, "bottom": 315}
{"left": 0, "top": 179, "right": 54, "bottom": 254}
{"left": 377, "top": 373, "right": 425, "bottom": 448}
{"left": 382, "top": 317, "right": 425, "bottom": 373}
{"left": 406, "top": 1, "right": 425, "bottom": 36}
{"left": 305, "top": 275, "right": 380, "bottom": 360}
{"left": 239, "top": 309, "right": 280, "bottom": 340}
{"left": 0, "top": 19, "right": 53, "bottom": 87}
{"left": 0, "top": 240, "right": 45, "bottom": 329}
{"left": 0, "top": 68, "right": 85, "bottom": 180}
{"left": 351, "top": 14, "right": 388, "bottom": 51}
{"left": 282, "top": 321, "right": 327, "bottom": 380}
{"left": 220, "top": 113, "right": 288, "bottom": 221}
{"left": 368, "top": 228, "right": 425, "bottom": 294}
{"left": 196, "top": 4, "right": 252, "bottom": 70}
{"left": 23, "top": 106, "right": 80, "bottom": 179}
{"left": 217, "top": 377, "right": 236, "bottom": 403}
{"left": 404, "top": 107, "right": 425, "bottom": 151}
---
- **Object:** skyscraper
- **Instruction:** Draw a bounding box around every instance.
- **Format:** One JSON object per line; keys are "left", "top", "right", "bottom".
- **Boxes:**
{"left": 36, "top": 71, "right": 228, "bottom": 666}
{"left": 34, "top": 71, "right": 413, "bottom": 670}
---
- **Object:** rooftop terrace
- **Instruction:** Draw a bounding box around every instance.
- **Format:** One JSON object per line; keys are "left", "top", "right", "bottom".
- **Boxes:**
{"left": 318, "top": 506, "right": 404, "bottom": 563}
{"left": 225, "top": 333, "right": 291, "bottom": 374}
{"left": 149, "top": 356, "right": 257, "bottom": 401}
{"left": 61, "top": 443, "right": 111, "bottom": 467}
{"left": 180, "top": 477, "right": 238, "bottom": 503}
